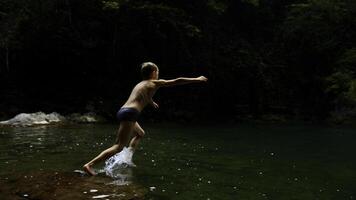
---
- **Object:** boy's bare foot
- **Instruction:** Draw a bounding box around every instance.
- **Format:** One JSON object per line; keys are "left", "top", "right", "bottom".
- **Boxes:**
{"left": 83, "top": 164, "right": 96, "bottom": 176}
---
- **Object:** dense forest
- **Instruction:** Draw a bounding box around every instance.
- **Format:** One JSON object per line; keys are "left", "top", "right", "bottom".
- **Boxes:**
{"left": 1, "top": 0, "right": 356, "bottom": 123}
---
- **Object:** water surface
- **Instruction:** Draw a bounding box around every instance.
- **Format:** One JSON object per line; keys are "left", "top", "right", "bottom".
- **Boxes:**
{"left": 0, "top": 123, "right": 355, "bottom": 199}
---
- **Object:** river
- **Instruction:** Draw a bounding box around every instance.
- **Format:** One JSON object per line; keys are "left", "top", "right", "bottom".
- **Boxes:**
{"left": 0, "top": 123, "right": 355, "bottom": 199}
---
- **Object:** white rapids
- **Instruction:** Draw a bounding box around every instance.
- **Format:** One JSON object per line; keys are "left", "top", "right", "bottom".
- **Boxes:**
{"left": 0, "top": 112, "right": 64, "bottom": 126}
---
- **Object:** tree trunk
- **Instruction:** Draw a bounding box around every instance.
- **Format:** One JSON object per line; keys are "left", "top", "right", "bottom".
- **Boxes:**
{"left": 6, "top": 45, "right": 9, "bottom": 72}
{"left": 65, "top": 0, "right": 72, "bottom": 25}
{"left": 112, "top": 23, "right": 118, "bottom": 57}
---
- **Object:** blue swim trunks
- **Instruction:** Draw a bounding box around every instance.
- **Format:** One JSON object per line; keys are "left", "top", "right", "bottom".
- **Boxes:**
{"left": 116, "top": 107, "right": 140, "bottom": 122}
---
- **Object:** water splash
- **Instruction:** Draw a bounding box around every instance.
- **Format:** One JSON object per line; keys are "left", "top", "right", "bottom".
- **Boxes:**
{"left": 0, "top": 112, "right": 64, "bottom": 126}
{"left": 0, "top": 111, "right": 103, "bottom": 126}
{"left": 104, "top": 147, "right": 136, "bottom": 184}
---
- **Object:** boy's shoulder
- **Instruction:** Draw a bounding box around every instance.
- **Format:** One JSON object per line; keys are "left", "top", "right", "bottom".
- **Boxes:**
{"left": 139, "top": 80, "right": 157, "bottom": 89}
{"left": 151, "top": 79, "right": 167, "bottom": 86}
{"left": 140, "top": 79, "right": 169, "bottom": 88}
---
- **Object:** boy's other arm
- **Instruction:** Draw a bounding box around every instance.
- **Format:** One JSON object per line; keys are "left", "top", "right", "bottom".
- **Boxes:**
{"left": 149, "top": 98, "right": 159, "bottom": 109}
{"left": 153, "top": 76, "right": 208, "bottom": 88}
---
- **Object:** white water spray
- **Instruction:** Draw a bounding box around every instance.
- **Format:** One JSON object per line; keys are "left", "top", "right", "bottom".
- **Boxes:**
{"left": 0, "top": 112, "right": 64, "bottom": 126}
{"left": 104, "top": 147, "right": 136, "bottom": 184}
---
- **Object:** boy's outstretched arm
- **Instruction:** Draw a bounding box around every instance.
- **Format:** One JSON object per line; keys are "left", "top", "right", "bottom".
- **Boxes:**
{"left": 153, "top": 76, "right": 208, "bottom": 87}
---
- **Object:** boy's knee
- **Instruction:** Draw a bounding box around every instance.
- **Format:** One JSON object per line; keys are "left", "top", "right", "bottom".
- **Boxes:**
{"left": 138, "top": 130, "right": 145, "bottom": 137}
{"left": 113, "top": 144, "right": 124, "bottom": 152}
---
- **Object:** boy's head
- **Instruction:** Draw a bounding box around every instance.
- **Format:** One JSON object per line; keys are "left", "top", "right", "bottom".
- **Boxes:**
{"left": 141, "top": 62, "right": 159, "bottom": 80}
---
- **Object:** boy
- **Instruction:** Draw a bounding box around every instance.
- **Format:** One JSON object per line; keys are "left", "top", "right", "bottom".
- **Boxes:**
{"left": 83, "top": 62, "right": 208, "bottom": 175}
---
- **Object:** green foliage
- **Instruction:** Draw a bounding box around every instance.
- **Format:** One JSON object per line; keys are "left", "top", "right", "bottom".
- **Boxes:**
{"left": 242, "top": 0, "right": 259, "bottom": 6}
{"left": 1, "top": 0, "right": 356, "bottom": 120}
{"left": 102, "top": 0, "right": 129, "bottom": 10}
{"left": 349, "top": 80, "right": 356, "bottom": 100}
{"left": 332, "top": 48, "right": 356, "bottom": 104}
{"left": 0, "top": 0, "right": 29, "bottom": 72}
{"left": 325, "top": 71, "right": 352, "bottom": 98}
{"left": 207, "top": 0, "right": 228, "bottom": 14}
{"left": 284, "top": 0, "right": 345, "bottom": 56}
{"left": 325, "top": 47, "right": 356, "bottom": 106}
{"left": 325, "top": 70, "right": 356, "bottom": 122}
{"left": 337, "top": 48, "right": 356, "bottom": 71}
{"left": 102, "top": 1, "right": 120, "bottom": 10}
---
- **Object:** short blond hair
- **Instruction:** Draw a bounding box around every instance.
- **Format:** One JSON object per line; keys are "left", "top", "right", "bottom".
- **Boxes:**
{"left": 141, "top": 62, "right": 157, "bottom": 80}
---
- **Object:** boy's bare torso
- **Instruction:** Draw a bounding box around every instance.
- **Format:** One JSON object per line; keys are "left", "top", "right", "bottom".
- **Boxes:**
{"left": 122, "top": 80, "right": 157, "bottom": 112}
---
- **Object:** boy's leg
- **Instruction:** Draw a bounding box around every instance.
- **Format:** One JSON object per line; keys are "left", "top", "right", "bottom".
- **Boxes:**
{"left": 129, "top": 122, "right": 145, "bottom": 150}
{"left": 83, "top": 121, "right": 135, "bottom": 175}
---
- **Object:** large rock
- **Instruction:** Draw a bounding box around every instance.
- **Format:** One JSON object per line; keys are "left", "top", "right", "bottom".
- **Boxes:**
{"left": 0, "top": 171, "right": 147, "bottom": 200}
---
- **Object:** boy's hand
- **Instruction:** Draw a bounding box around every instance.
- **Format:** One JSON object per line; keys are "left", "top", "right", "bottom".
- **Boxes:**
{"left": 152, "top": 101, "right": 159, "bottom": 109}
{"left": 197, "top": 76, "right": 208, "bottom": 82}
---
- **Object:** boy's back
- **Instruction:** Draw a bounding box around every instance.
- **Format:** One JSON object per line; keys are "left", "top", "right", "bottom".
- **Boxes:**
{"left": 122, "top": 80, "right": 158, "bottom": 112}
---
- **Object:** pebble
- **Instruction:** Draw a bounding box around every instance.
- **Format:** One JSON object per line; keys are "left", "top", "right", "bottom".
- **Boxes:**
{"left": 92, "top": 194, "right": 111, "bottom": 199}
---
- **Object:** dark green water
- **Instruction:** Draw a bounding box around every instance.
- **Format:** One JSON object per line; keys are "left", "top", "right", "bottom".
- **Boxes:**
{"left": 0, "top": 123, "right": 355, "bottom": 199}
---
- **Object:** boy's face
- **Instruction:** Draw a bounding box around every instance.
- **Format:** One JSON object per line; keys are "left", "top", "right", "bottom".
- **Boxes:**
{"left": 152, "top": 67, "right": 159, "bottom": 80}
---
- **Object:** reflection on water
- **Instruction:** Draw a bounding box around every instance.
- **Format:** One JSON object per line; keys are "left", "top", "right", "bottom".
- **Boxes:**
{"left": 0, "top": 170, "right": 147, "bottom": 200}
{"left": 0, "top": 123, "right": 356, "bottom": 199}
